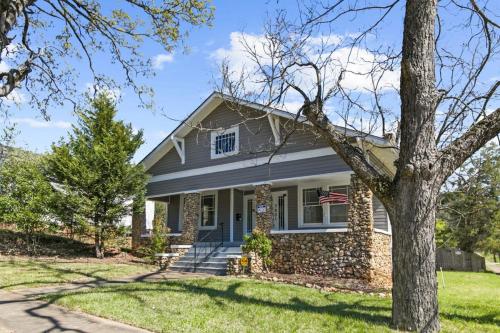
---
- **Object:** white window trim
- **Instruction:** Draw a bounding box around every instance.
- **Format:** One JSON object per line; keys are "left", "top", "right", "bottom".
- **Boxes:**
{"left": 178, "top": 194, "right": 184, "bottom": 231}
{"left": 298, "top": 182, "right": 350, "bottom": 228}
{"left": 210, "top": 125, "right": 239, "bottom": 159}
{"left": 271, "top": 228, "right": 349, "bottom": 234}
{"left": 199, "top": 190, "right": 218, "bottom": 230}
{"left": 272, "top": 190, "right": 288, "bottom": 231}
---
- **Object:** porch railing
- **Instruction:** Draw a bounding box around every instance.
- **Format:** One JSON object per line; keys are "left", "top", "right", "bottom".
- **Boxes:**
{"left": 193, "top": 223, "right": 224, "bottom": 272}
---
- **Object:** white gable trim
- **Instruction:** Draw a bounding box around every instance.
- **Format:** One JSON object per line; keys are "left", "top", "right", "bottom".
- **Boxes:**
{"left": 268, "top": 114, "right": 281, "bottom": 146}
{"left": 140, "top": 92, "right": 396, "bottom": 172}
{"left": 171, "top": 136, "right": 185, "bottom": 164}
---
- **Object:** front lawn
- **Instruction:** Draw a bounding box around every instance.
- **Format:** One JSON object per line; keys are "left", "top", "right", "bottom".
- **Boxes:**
{"left": 0, "top": 258, "right": 153, "bottom": 290}
{"left": 43, "top": 271, "right": 500, "bottom": 332}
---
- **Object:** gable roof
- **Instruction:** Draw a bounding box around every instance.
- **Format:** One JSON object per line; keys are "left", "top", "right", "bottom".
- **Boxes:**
{"left": 141, "top": 92, "right": 398, "bottom": 173}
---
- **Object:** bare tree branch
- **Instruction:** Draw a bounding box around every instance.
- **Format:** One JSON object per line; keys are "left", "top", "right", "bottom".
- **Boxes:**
{"left": 438, "top": 107, "right": 500, "bottom": 181}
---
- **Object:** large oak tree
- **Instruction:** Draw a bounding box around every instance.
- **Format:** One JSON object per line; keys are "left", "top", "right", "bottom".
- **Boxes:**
{"left": 218, "top": 0, "right": 499, "bottom": 331}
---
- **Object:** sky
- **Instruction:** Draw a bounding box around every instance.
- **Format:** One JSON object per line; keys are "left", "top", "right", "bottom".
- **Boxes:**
{"left": 2, "top": 1, "right": 498, "bottom": 161}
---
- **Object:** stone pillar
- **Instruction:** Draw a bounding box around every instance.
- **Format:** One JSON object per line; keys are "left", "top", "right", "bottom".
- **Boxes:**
{"left": 181, "top": 192, "right": 200, "bottom": 244}
{"left": 255, "top": 183, "right": 273, "bottom": 234}
{"left": 131, "top": 212, "right": 145, "bottom": 249}
{"left": 348, "top": 174, "right": 374, "bottom": 281}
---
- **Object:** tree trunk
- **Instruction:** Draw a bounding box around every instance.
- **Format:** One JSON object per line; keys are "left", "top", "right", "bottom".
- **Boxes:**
{"left": 391, "top": 182, "right": 440, "bottom": 332}
{"left": 393, "top": 0, "right": 440, "bottom": 331}
{"left": 94, "top": 226, "right": 104, "bottom": 259}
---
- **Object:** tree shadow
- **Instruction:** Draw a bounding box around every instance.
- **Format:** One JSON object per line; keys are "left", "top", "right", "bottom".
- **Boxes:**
{"left": 42, "top": 279, "right": 393, "bottom": 329}
{"left": 440, "top": 304, "right": 500, "bottom": 327}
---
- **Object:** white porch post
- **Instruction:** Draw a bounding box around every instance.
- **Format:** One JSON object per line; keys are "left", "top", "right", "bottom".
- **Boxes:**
{"left": 145, "top": 200, "right": 155, "bottom": 231}
{"left": 230, "top": 188, "right": 234, "bottom": 243}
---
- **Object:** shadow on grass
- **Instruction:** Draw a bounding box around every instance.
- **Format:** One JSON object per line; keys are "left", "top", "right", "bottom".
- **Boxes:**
{"left": 0, "top": 259, "right": 157, "bottom": 291}
{"left": 42, "top": 278, "right": 500, "bottom": 329}
{"left": 440, "top": 304, "right": 500, "bottom": 327}
{"left": 0, "top": 261, "right": 161, "bottom": 332}
{"left": 42, "top": 279, "right": 393, "bottom": 328}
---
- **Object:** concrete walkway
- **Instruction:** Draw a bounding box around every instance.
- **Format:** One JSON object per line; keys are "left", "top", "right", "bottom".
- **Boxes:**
{"left": 0, "top": 270, "right": 211, "bottom": 333}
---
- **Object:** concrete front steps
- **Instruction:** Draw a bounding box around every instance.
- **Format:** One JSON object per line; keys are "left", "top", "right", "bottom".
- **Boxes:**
{"left": 169, "top": 244, "right": 242, "bottom": 275}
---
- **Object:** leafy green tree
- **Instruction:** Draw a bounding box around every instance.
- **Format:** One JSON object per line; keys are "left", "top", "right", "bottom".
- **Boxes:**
{"left": 0, "top": 151, "right": 54, "bottom": 253}
{"left": 47, "top": 94, "right": 147, "bottom": 258}
{"left": 1, "top": 0, "right": 214, "bottom": 114}
{"left": 49, "top": 187, "right": 88, "bottom": 240}
{"left": 439, "top": 144, "right": 499, "bottom": 252}
{"left": 479, "top": 215, "right": 499, "bottom": 262}
{"left": 435, "top": 219, "right": 456, "bottom": 249}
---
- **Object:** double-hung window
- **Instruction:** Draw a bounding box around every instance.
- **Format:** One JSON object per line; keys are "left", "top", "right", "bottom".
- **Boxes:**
{"left": 328, "top": 186, "right": 349, "bottom": 227}
{"left": 302, "top": 187, "right": 324, "bottom": 225}
{"left": 210, "top": 125, "right": 239, "bottom": 159}
{"left": 200, "top": 193, "right": 217, "bottom": 229}
{"left": 300, "top": 184, "right": 350, "bottom": 227}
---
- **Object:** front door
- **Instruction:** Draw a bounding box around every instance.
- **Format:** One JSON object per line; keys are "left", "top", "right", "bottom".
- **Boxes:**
{"left": 243, "top": 195, "right": 256, "bottom": 235}
{"left": 272, "top": 191, "right": 288, "bottom": 230}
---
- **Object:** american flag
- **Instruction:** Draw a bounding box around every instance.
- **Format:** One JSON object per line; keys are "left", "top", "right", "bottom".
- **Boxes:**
{"left": 317, "top": 189, "right": 348, "bottom": 204}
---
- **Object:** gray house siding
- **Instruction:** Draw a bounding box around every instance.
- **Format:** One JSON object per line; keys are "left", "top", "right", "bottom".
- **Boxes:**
{"left": 147, "top": 154, "right": 349, "bottom": 197}
{"left": 167, "top": 195, "right": 181, "bottom": 233}
{"left": 197, "top": 189, "right": 231, "bottom": 242}
{"left": 147, "top": 104, "right": 327, "bottom": 177}
{"left": 373, "top": 196, "right": 389, "bottom": 231}
{"left": 233, "top": 189, "right": 244, "bottom": 242}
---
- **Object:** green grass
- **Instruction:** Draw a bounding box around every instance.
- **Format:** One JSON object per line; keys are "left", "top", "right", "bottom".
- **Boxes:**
{"left": 0, "top": 258, "right": 153, "bottom": 290}
{"left": 41, "top": 271, "right": 499, "bottom": 333}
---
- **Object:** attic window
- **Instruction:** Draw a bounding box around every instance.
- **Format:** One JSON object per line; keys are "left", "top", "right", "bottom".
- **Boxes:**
{"left": 210, "top": 125, "right": 239, "bottom": 159}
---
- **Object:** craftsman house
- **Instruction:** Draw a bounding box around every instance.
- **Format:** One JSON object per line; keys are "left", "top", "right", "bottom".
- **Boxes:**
{"left": 133, "top": 92, "right": 395, "bottom": 283}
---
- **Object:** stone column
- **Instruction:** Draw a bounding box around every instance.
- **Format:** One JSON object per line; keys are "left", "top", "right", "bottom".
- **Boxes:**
{"left": 255, "top": 183, "right": 273, "bottom": 234}
{"left": 348, "top": 174, "right": 374, "bottom": 281}
{"left": 131, "top": 212, "right": 145, "bottom": 249}
{"left": 181, "top": 192, "right": 200, "bottom": 244}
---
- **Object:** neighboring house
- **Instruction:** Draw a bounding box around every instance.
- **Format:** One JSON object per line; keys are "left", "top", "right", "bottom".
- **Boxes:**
{"left": 134, "top": 92, "right": 396, "bottom": 283}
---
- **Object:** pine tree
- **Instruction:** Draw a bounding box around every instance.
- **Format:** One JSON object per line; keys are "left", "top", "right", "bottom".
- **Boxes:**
{"left": 47, "top": 94, "right": 147, "bottom": 258}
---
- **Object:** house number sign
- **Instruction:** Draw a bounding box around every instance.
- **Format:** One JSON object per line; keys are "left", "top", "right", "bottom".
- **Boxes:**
{"left": 256, "top": 204, "right": 267, "bottom": 214}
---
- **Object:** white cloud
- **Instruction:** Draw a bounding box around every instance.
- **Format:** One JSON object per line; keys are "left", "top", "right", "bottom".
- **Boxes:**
{"left": 152, "top": 53, "right": 174, "bottom": 70}
{"left": 13, "top": 117, "right": 71, "bottom": 129}
{"left": 211, "top": 32, "right": 400, "bottom": 97}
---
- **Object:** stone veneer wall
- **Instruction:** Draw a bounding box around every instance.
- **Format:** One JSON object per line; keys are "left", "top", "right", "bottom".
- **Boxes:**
{"left": 269, "top": 233, "right": 366, "bottom": 278}
{"left": 346, "top": 175, "right": 374, "bottom": 280}
{"left": 371, "top": 231, "right": 392, "bottom": 286}
{"left": 255, "top": 183, "right": 273, "bottom": 233}
{"left": 265, "top": 175, "right": 392, "bottom": 284}
{"left": 180, "top": 193, "right": 200, "bottom": 244}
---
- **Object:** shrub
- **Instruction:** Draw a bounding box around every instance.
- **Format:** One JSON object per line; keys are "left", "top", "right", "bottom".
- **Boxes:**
{"left": 242, "top": 230, "right": 273, "bottom": 271}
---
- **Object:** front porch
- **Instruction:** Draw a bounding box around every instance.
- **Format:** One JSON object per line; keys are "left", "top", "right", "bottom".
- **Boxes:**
{"left": 140, "top": 171, "right": 381, "bottom": 242}
{"left": 133, "top": 173, "right": 392, "bottom": 283}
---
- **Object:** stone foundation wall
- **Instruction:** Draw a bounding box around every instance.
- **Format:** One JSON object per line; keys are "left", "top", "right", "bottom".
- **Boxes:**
{"left": 262, "top": 175, "right": 392, "bottom": 285}
{"left": 227, "top": 254, "right": 261, "bottom": 275}
{"left": 269, "top": 232, "right": 371, "bottom": 279}
{"left": 371, "top": 232, "right": 392, "bottom": 286}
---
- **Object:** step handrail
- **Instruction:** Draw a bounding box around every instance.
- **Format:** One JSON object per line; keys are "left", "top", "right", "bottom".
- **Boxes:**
{"left": 193, "top": 222, "right": 224, "bottom": 272}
